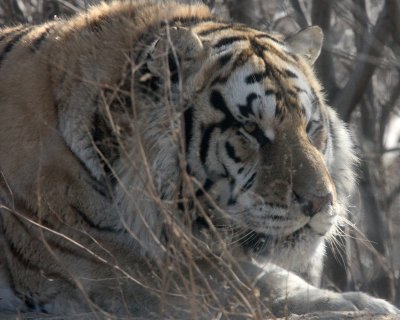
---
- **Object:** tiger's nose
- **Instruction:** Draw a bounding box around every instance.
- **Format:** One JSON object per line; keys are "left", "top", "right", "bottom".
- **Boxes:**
{"left": 294, "top": 192, "right": 333, "bottom": 217}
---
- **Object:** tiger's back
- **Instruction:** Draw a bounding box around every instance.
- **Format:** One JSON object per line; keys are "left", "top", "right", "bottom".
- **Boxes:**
{"left": 0, "top": 0, "right": 398, "bottom": 317}
{"left": 0, "top": 1, "right": 197, "bottom": 314}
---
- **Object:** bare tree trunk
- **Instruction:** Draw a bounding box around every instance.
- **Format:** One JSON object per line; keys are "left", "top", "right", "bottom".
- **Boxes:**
{"left": 334, "top": 0, "right": 395, "bottom": 121}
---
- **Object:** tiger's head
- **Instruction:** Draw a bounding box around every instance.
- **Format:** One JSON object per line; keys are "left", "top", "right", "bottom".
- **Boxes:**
{"left": 129, "top": 22, "right": 355, "bottom": 279}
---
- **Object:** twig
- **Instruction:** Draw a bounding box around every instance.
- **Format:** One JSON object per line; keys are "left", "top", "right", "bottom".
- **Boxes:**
{"left": 289, "top": 0, "right": 308, "bottom": 28}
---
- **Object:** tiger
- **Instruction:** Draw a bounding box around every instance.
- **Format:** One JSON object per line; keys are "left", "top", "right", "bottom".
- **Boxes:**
{"left": 0, "top": 0, "right": 398, "bottom": 318}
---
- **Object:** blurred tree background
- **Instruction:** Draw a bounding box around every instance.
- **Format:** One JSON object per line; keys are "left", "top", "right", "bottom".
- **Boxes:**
{"left": 1, "top": 0, "right": 400, "bottom": 306}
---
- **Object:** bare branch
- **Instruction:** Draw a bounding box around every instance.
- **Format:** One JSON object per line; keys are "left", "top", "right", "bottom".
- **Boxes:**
{"left": 311, "top": 0, "right": 339, "bottom": 102}
{"left": 334, "top": 0, "right": 395, "bottom": 121}
{"left": 289, "top": 0, "right": 309, "bottom": 28}
{"left": 352, "top": 0, "right": 369, "bottom": 50}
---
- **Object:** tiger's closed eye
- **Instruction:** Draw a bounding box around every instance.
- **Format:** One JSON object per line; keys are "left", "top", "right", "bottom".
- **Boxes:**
{"left": 243, "top": 122, "right": 257, "bottom": 134}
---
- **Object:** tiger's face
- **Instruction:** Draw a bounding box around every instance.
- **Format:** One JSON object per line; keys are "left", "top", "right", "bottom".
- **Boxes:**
{"left": 180, "top": 26, "right": 340, "bottom": 258}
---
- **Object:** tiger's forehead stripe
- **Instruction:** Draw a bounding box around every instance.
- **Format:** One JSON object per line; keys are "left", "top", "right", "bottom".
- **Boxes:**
{"left": 192, "top": 28, "right": 302, "bottom": 89}
{"left": 189, "top": 23, "right": 318, "bottom": 122}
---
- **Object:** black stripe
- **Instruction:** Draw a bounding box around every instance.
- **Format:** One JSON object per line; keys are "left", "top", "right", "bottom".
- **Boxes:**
{"left": 92, "top": 110, "right": 118, "bottom": 160}
{"left": 293, "top": 86, "right": 306, "bottom": 93}
{"left": 137, "top": 62, "right": 161, "bottom": 97}
{"left": 284, "top": 69, "right": 298, "bottom": 78}
{"left": 195, "top": 178, "right": 214, "bottom": 197}
{"left": 252, "top": 127, "right": 270, "bottom": 147}
{"left": 218, "top": 53, "right": 233, "bottom": 66}
{"left": 268, "top": 215, "right": 291, "bottom": 221}
{"left": 245, "top": 72, "right": 264, "bottom": 84}
{"left": 200, "top": 91, "right": 236, "bottom": 165}
{"left": 245, "top": 67, "right": 270, "bottom": 84}
{"left": 200, "top": 124, "right": 216, "bottom": 164}
{"left": 60, "top": 136, "right": 110, "bottom": 199}
{"left": 197, "top": 25, "right": 232, "bottom": 36}
{"left": 238, "top": 93, "right": 259, "bottom": 117}
{"left": 209, "top": 90, "right": 235, "bottom": 126}
{"left": 184, "top": 106, "right": 193, "bottom": 153}
{"left": 0, "top": 27, "right": 32, "bottom": 67}
{"left": 91, "top": 105, "right": 120, "bottom": 183}
{"left": 225, "top": 142, "right": 241, "bottom": 163}
{"left": 70, "top": 205, "right": 119, "bottom": 232}
{"left": 242, "top": 172, "right": 256, "bottom": 191}
{"left": 227, "top": 197, "right": 237, "bottom": 205}
{"left": 168, "top": 52, "right": 180, "bottom": 83}
{"left": 210, "top": 51, "right": 251, "bottom": 86}
{"left": 210, "top": 74, "right": 229, "bottom": 87}
{"left": 249, "top": 38, "right": 266, "bottom": 58}
{"left": 214, "top": 36, "right": 246, "bottom": 49}
{"left": 254, "top": 33, "right": 283, "bottom": 44}
{"left": 275, "top": 106, "right": 283, "bottom": 119}
{"left": 177, "top": 183, "right": 185, "bottom": 211}
{"left": 203, "top": 178, "right": 214, "bottom": 191}
{"left": 274, "top": 90, "right": 285, "bottom": 119}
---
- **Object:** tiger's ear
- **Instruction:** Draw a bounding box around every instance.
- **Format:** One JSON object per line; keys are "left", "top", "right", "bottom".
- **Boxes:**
{"left": 286, "top": 26, "right": 323, "bottom": 65}
{"left": 147, "top": 27, "right": 207, "bottom": 81}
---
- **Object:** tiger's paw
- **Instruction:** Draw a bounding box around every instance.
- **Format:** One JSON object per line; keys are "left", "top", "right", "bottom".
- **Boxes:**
{"left": 341, "top": 291, "right": 399, "bottom": 314}
{"left": 273, "top": 289, "right": 399, "bottom": 316}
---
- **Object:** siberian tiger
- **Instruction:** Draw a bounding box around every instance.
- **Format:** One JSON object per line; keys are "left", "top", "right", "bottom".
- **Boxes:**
{"left": 0, "top": 0, "right": 397, "bottom": 318}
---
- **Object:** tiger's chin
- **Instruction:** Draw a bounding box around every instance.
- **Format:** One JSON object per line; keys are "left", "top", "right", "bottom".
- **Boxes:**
{"left": 195, "top": 204, "right": 335, "bottom": 259}
{"left": 211, "top": 201, "right": 337, "bottom": 247}
{"left": 237, "top": 222, "right": 324, "bottom": 254}
{"left": 194, "top": 200, "right": 338, "bottom": 282}
{"left": 236, "top": 224, "right": 329, "bottom": 284}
